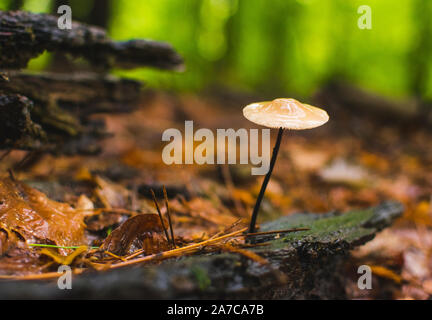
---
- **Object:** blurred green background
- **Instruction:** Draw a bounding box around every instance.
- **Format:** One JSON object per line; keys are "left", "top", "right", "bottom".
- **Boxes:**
{"left": 1, "top": 0, "right": 431, "bottom": 100}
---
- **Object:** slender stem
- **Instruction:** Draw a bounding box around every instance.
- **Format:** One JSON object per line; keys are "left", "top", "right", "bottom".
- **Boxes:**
{"left": 248, "top": 127, "right": 284, "bottom": 233}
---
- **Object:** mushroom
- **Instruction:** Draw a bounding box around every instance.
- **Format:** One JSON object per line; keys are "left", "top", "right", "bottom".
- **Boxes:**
{"left": 243, "top": 98, "right": 329, "bottom": 233}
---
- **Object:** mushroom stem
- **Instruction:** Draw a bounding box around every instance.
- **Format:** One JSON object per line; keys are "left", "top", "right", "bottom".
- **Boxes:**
{"left": 248, "top": 127, "right": 284, "bottom": 233}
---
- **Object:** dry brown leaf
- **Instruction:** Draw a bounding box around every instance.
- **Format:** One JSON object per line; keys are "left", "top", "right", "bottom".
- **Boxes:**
{"left": 102, "top": 214, "right": 170, "bottom": 256}
{"left": 94, "top": 175, "right": 130, "bottom": 209}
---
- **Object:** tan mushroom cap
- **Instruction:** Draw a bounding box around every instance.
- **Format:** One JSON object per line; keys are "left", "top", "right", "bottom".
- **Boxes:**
{"left": 243, "top": 98, "right": 329, "bottom": 130}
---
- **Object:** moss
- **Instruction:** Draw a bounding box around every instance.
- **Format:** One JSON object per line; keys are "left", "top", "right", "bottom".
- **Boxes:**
{"left": 256, "top": 206, "right": 381, "bottom": 251}
{"left": 191, "top": 266, "right": 211, "bottom": 290}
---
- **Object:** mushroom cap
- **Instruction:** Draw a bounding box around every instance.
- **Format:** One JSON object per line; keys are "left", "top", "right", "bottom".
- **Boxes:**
{"left": 243, "top": 98, "right": 329, "bottom": 130}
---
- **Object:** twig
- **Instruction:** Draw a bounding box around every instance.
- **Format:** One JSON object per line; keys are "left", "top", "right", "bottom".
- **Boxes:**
{"left": 163, "top": 186, "right": 176, "bottom": 248}
{"left": 208, "top": 218, "right": 244, "bottom": 240}
{"left": 221, "top": 243, "right": 268, "bottom": 265}
{"left": 7, "top": 169, "right": 16, "bottom": 181}
{"left": 112, "top": 227, "right": 248, "bottom": 267}
{"left": 0, "top": 268, "right": 85, "bottom": 281}
{"left": 150, "top": 189, "right": 171, "bottom": 244}
{"left": 104, "top": 250, "right": 127, "bottom": 262}
{"left": 28, "top": 243, "right": 99, "bottom": 249}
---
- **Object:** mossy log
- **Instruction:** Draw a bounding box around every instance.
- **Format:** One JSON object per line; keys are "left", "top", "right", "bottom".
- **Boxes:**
{"left": 0, "top": 10, "right": 184, "bottom": 71}
{"left": 0, "top": 201, "right": 403, "bottom": 299}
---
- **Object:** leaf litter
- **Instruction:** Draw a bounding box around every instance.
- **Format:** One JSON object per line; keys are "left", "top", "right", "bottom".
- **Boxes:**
{"left": 1, "top": 91, "right": 432, "bottom": 299}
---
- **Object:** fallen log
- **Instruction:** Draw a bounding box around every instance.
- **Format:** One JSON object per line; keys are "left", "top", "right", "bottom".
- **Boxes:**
{"left": 2, "top": 71, "right": 142, "bottom": 114}
{"left": 0, "top": 94, "right": 46, "bottom": 150}
{"left": 0, "top": 89, "right": 110, "bottom": 154}
{"left": 0, "top": 10, "right": 184, "bottom": 154}
{"left": 0, "top": 71, "right": 142, "bottom": 153}
{"left": 0, "top": 10, "right": 184, "bottom": 71}
{"left": 0, "top": 72, "right": 143, "bottom": 153}
{"left": 0, "top": 201, "right": 403, "bottom": 299}
{"left": 0, "top": 72, "right": 146, "bottom": 153}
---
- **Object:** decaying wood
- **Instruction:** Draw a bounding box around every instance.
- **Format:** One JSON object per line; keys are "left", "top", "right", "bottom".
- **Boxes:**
{"left": 0, "top": 9, "right": 184, "bottom": 153}
{"left": 2, "top": 71, "right": 142, "bottom": 114}
{"left": 0, "top": 72, "right": 142, "bottom": 152}
{"left": 0, "top": 94, "right": 45, "bottom": 150}
{"left": 0, "top": 90, "right": 109, "bottom": 154}
{"left": 0, "top": 10, "right": 184, "bottom": 71}
{"left": 0, "top": 201, "right": 403, "bottom": 299}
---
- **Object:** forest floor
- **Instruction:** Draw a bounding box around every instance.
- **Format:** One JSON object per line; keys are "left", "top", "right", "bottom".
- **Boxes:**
{"left": 1, "top": 89, "right": 431, "bottom": 299}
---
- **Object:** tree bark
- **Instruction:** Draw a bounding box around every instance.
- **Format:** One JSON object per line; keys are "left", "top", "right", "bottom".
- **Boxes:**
{"left": 0, "top": 72, "right": 143, "bottom": 153}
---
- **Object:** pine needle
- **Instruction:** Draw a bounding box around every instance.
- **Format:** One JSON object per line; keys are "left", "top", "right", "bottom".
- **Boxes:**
{"left": 163, "top": 186, "right": 176, "bottom": 248}
{"left": 28, "top": 243, "right": 99, "bottom": 250}
{"left": 106, "top": 227, "right": 248, "bottom": 269}
{"left": 150, "top": 188, "right": 171, "bottom": 244}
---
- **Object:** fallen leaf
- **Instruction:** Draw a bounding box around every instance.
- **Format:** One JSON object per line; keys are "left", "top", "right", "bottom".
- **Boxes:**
{"left": 102, "top": 214, "right": 170, "bottom": 256}
{"left": 94, "top": 175, "right": 130, "bottom": 209}
{"left": 0, "top": 178, "right": 88, "bottom": 253}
